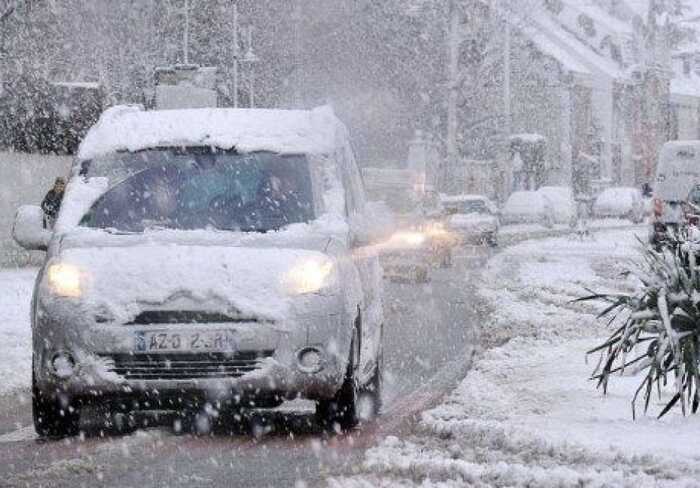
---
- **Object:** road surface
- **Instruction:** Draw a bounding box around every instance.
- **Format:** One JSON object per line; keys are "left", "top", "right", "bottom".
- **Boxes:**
{"left": 0, "top": 247, "right": 489, "bottom": 488}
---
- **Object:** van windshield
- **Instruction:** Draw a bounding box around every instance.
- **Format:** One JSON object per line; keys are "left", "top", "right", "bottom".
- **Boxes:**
{"left": 79, "top": 149, "right": 315, "bottom": 233}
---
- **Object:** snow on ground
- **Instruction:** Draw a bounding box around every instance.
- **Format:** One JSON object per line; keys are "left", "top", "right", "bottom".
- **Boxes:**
{"left": 330, "top": 228, "right": 700, "bottom": 487}
{"left": 0, "top": 268, "right": 37, "bottom": 395}
{"left": 499, "top": 218, "right": 637, "bottom": 239}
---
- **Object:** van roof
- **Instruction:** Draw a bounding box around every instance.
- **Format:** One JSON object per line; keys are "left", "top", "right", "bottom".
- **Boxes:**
{"left": 77, "top": 105, "right": 345, "bottom": 161}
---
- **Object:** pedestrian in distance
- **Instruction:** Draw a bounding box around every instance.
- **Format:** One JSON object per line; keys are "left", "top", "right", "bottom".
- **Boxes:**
{"left": 41, "top": 177, "right": 66, "bottom": 228}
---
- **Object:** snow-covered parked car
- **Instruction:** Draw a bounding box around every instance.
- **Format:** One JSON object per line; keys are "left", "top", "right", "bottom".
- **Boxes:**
{"left": 12, "top": 105, "right": 385, "bottom": 437}
{"left": 440, "top": 194, "right": 499, "bottom": 246}
{"left": 593, "top": 187, "right": 645, "bottom": 223}
{"left": 536, "top": 186, "right": 576, "bottom": 225}
{"left": 502, "top": 191, "right": 555, "bottom": 227}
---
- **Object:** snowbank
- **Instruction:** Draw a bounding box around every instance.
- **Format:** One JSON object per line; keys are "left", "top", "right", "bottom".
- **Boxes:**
{"left": 330, "top": 229, "right": 700, "bottom": 487}
{"left": 0, "top": 268, "right": 37, "bottom": 395}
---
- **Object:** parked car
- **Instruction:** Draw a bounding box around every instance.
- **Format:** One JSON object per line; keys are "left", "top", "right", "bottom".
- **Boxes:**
{"left": 536, "top": 186, "right": 576, "bottom": 225}
{"left": 593, "top": 187, "right": 645, "bottom": 223}
{"left": 502, "top": 191, "right": 555, "bottom": 228}
{"left": 439, "top": 194, "right": 499, "bottom": 246}
{"left": 13, "top": 105, "right": 385, "bottom": 437}
{"left": 651, "top": 140, "right": 700, "bottom": 247}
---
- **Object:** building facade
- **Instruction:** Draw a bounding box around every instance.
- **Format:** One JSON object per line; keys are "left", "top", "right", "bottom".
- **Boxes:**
{"left": 456, "top": 0, "right": 700, "bottom": 199}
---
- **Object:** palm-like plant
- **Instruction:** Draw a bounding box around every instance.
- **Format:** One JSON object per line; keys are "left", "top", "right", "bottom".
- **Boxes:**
{"left": 581, "top": 235, "right": 700, "bottom": 419}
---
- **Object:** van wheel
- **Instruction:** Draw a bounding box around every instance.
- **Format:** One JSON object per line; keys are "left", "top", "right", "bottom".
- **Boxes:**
{"left": 32, "top": 370, "right": 80, "bottom": 438}
{"left": 317, "top": 326, "right": 361, "bottom": 432}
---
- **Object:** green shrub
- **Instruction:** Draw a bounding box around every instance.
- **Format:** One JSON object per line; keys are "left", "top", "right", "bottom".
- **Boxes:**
{"left": 581, "top": 237, "right": 700, "bottom": 419}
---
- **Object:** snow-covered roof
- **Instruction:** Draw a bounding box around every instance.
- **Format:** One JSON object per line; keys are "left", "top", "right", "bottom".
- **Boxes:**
{"left": 51, "top": 81, "right": 102, "bottom": 90}
{"left": 77, "top": 105, "right": 344, "bottom": 161}
{"left": 560, "top": 0, "right": 633, "bottom": 35}
{"left": 510, "top": 133, "right": 546, "bottom": 143}
{"left": 522, "top": 22, "right": 592, "bottom": 76}
{"left": 529, "top": 10, "right": 626, "bottom": 80}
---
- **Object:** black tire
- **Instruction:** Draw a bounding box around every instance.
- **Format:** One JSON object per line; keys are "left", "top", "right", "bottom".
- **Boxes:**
{"left": 32, "top": 370, "right": 80, "bottom": 438}
{"left": 317, "top": 326, "right": 361, "bottom": 431}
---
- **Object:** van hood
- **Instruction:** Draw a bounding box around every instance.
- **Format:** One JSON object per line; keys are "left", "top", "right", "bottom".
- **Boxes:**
{"left": 46, "top": 240, "right": 337, "bottom": 325}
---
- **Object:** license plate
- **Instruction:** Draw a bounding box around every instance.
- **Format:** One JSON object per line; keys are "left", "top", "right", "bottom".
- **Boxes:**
{"left": 134, "top": 330, "right": 237, "bottom": 353}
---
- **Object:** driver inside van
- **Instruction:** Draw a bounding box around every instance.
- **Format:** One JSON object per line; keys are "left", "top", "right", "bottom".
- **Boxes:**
{"left": 253, "top": 171, "right": 309, "bottom": 226}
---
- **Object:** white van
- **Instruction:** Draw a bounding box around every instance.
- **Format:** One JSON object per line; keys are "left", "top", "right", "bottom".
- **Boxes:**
{"left": 651, "top": 141, "right": 700, "bottom": 246}
{"left": 13, "top": 105, "right": 386, "bottom": 437}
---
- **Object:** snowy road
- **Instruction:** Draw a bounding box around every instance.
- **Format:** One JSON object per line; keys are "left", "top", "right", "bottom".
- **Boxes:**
{"left": 0, "top": 247, "right": 486, "bottom": 487}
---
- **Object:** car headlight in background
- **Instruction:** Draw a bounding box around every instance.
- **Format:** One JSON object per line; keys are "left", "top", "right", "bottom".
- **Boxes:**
{"left": 390, "top": 231, "right": 426, "bottom": 247}
{"left": 424, "top": 222, "right": 449, "bottom": 238}
{"left": 47, "top": 263, "right": 83, "bottom": 298}
{"left": 284, "top": 257, "right": 335, "bottom": 295}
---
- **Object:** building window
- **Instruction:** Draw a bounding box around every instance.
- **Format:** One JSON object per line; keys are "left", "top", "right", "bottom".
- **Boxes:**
{"left": 577, "top": 14, "right": 596, "bottom": 38}
{"left": 544, "top": 0, "right": 563, "bottom": 15}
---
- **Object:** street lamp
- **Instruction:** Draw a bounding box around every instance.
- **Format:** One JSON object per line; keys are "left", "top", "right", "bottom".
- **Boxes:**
{"left": 242, "top": 26, "right": 260, "bottom": 108}
{"left": 231, "top": 4, "right": 260, "bottom": 109}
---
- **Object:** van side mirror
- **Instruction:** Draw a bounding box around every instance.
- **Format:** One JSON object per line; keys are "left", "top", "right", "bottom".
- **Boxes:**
{"left": 13, "top": 205, "right": 51, "bottom": 251}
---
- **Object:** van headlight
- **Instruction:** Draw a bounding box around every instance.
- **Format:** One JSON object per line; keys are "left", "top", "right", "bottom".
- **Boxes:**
{"left": 47, "top": 263, "right": 83, "bottom": 298}
{"left": 283, "top": 257, "right": 335, "bottom": 295}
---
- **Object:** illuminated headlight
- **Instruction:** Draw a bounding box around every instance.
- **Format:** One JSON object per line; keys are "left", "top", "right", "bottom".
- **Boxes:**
{"left": 391, "top": 231, "right": 426, "bottom": 247}
{"left": 283, "top": 257, "right": 335, "bottom": 295}
{"left": 425, "top": 223, "right": 449, "bottom": 237}
{"left": 47, "top": 263, "right": 83, "bottom": 298}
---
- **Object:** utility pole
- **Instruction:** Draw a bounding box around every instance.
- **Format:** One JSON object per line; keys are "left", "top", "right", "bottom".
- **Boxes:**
{"left": 445, "top": 0, "right": 461, "bottom": 194}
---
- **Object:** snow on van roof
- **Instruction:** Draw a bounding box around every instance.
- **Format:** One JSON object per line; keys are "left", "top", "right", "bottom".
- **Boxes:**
{"left": 77, "top": 105, "right": 344, "bottom": 161}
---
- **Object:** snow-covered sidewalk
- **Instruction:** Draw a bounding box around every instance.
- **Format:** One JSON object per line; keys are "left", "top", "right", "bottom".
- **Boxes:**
{"left": 330, "top": 228, "right": 700, "bottom": 487}
{"left": 0, "top": 268, "right": 37, "bottom": 395}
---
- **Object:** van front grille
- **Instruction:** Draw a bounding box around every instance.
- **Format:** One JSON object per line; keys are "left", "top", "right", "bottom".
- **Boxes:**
{"left": 126, "top": 310, "right": 258, "bottom": 325}
{"left": 101, "top": 351, "right": 274, "bottom": 380}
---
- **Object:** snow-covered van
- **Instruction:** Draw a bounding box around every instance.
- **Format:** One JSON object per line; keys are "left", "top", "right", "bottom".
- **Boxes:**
{"left": 651, "top": 141, "right": 700, "bottom": 246}
{"left": 13, "top": 105, "right": 385, "bottom": 437}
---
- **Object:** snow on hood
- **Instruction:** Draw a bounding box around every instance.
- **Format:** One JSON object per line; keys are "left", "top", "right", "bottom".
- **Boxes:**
{"left": 50, "top": 244, "right": 337, "bottom": 324}
{"left": 77, "top": 105, "right": 343, "bottom": 161}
